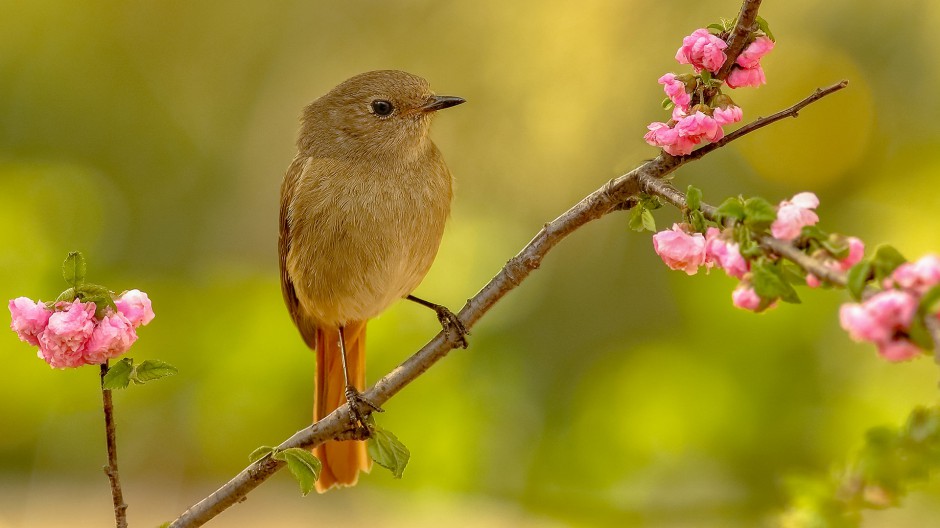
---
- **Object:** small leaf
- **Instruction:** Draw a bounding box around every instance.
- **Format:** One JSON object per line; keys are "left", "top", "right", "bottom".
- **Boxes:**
{"left": 55, "top": 287, "right": 77, "bottom": 303}
{"left": 686, "top": 185, "right": 703, "bottom": 212}
{"left": 62, "top": 251, "right": 87, "bottom": 287}
{"left": 689, "top": 210, "right": 707, "bottom": 234}
{"left": 368, "top": 426, "right": 411, "bottom": 479}
{"left": 756, "top": 15, "right": 775, "bottom": 41}
{"left": 716, "top": 197, "right": 746, "bottom": 223}
{"left": 628, "top": 206, "right": 645, "bottom": 232}
{"left": 872, "top": 245, "right": 907, "bottom": 281}
{"left": 706, "top": 23, "right": 725, "bottom": 32}
{"left": 847, "top": 259, "right": 873, "bottom": 301}
{"left": 133, "top": 360, "right": 178, "bottom": 383}
{"left": 102, "top": 358, "right": 134, "bottom": 390}
{"left": 751, "top": 261, "right": 801, "bottom": 304}
{"left": 661, "top": 97, "right": 673, "bottom": 110}
{"left": 743, "top": 197, "right": 778, "bottom": 230}
{"left": 700, "top": 70, "right": 712, "bottom": 84}
{"left": 918, "top": 285, "right": 940, "bottom": 317}
{"left": 640, "top": 209, "right": 656, "bottom": 232}
{"left": 274, "top": 447, "right": 322, "bottom": 496}
{"left": 248, "top": 445, "right": 276, "bottom": 464}
{"left": 906, "top": 317, "right": 933, "bottom": 351}
{"left": 820, "top": 237, "right": 850, "bottom": 261}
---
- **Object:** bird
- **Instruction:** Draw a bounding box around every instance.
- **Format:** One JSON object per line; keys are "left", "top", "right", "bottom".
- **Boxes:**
{"left": 278, "top": 70, "right": 465, "bottom": 492}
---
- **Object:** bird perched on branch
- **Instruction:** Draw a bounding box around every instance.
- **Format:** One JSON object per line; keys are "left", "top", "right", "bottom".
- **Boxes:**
{"left": 278, "top": 70, "right": 466, "bottom": 492}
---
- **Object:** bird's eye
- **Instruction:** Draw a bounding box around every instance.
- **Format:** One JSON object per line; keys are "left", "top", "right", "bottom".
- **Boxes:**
{"left": 370, "top": 99, "right": 394, "bottom": 116}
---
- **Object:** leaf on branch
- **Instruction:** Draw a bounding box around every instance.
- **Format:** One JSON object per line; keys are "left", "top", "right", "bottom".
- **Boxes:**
{"left": 640, "top": 209, "right": 656, "bottom": 232}
{"left": 368, "top": 426, "right": 411, "bottom": 479}
{"left": 742, "top": 197, "right": 777, "bottom": 231}
{"left": 847, "top": 259, "right": 873, "bottom": 301}
{"left": 62, "top": 251, "right": 87, "bottom": 288}
{"left": 819, "top": 236, "right": 850, "bottom": 261}
{"left": 248, "top": 445, "right": 277, "bottom": 464}
{"left": 918, "top": 285, "right": 940, "bottom": 318}
{"left": 906, "top": 316, "right": 933, "bottom": 351}
{"left": 751, "top": 261, "right": 801, "bottom": 304}
{"left": 716, "top": 197, "right": 746, "bottom": 223}
{"left": 872, "top": 244, "right": 907, "bottom": 281}
{"left": 756, "top": 15, "right": 775, "bottom": 41}
{"left": 685, "top": 185, "right": 703, "bottom": 212}
{"left": 689, "top": 210, "right": 707, "bottom": 234}
{"left": 273, "top": 447, "right": 322, "bottom": 496}
{"left": 133, "top": 359, "right": 178, "bottom": 383}
{"left": 102, "top": 358, "right": 134, "bottom": 390}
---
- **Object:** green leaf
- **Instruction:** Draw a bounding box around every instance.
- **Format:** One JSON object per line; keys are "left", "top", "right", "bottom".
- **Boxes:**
{"left": 689, "top": 210, "right": 707, "bottom": 234}
{"left": 906, "top": 317, "right": 933, "bottom": 351}
{"left": 700, "top": 70, "right": 712, "bottom": 84}
{"left": 102, "top": 358, "right": 134, "bottom": 390}
{"left": 248, "top": 445, "right": 276, "bottom": 464}
{"left": 918, "top": 285, "right": 940, "bottom": 317}
{"left": 743, "top": 197, "right": 778, "bottom": 230}
{"left": 628, "top": 206, "right": 645, "bottom": 232}
{"left": 55, "top": 287, "right": 77, "bottom": 303}
{"left": 640, "top": 209, "right": 656, "bottom": 233}
{"left": 62, "top": 251, "right": 87, "bottom": 287}
{"left": 872, "top": 245, "right": 907, "bottom": 281}
{"left": 751, "top": 261, "right": 801, "bottom": 304}
{"left": 685, "top": 185, "right": 702, "bottom": 212}
{"left": 820, "top": 236, "right": 850, "bottom": 261}
{"left": 847, "top": 259, "right": 873, "bottom": 301}
{"left": 274, "top": 448, "right": 322, "bottom": 496}
{"left": 756, "top": 15, "right": 775, "bottom": 41}
{"left": 133, "top": 360, "right": 178, "bottom": 383}
{"left": 368, "top": 426, "right": 410, "bottom": 479}
{"left": 661, "top": 96, "right": 673, "bottom": 110}
{"left": 706, "top": 23, "right": 725, "bottom": 32}
{"left": 716, "top": 197, "right": 745, "bottom": 223}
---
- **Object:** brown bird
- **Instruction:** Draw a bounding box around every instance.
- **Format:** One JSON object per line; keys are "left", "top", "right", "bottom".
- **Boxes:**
{"left": 278, "top": 70, "right": 465, "bottom": 492}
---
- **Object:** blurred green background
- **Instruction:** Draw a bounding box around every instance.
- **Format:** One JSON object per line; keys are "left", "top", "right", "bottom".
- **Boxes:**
{"left": 2, "top": 0, "right": 940, "bottom": 526}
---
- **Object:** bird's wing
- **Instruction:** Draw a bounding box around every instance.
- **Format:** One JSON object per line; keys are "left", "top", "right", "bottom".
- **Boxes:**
{"left": 279, "top": 155, "right": 319, "bottom": 349}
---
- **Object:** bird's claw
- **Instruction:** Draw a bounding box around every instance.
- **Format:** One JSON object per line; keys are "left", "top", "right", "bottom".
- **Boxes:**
{"left": 344, "top": 385, "right": 383, "bottom": 437}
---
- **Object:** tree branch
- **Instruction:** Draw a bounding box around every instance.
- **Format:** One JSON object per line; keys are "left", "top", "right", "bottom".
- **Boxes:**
{"left": 101, "top": 362, "right": 128, "bottom": 528}
{"left": 168, "top": 77, "right": 846, "bottom": 527}
{"left": 716, "top": 0, "right": 764, "bottom": 80}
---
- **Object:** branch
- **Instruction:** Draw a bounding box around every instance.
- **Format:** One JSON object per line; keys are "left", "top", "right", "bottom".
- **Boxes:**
{"left": 716, "top": 0, "right": 764, "bottom": 80}
{"left": 168, "top": 77, "right": 845, "bottom": 527}
{"left": 101, "top": 362, "right": 128, "bottom": 528}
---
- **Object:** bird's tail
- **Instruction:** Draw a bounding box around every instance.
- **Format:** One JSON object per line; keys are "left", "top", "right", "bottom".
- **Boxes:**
{"left": 314, "top": 321, "right": 371, "bottom": 492}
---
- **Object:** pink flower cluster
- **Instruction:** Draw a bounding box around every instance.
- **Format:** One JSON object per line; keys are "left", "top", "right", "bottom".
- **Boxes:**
{"left": 806, "top": 237, "right": 865, "bottom": 288}
{"left": 727, "top": 36, "right": 774, "bottom": 89}
{"left": 771, "top": 192, "right": 819, "bottom": 241}
{"left": 646, "top": 28, "right": 772, "bottom": 157}
{"left": 652, "top": 224, "right": 749, "bottom": 278}
{"left": 839, "top": 255, "right": 940, "bottom": 362}
{"left": 9, "top": 290, "right": 154, "bottom": 369}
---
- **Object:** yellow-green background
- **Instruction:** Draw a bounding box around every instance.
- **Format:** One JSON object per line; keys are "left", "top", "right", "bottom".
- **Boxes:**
{"left": 2, "top": 1, "right": 939, "bottom": 526}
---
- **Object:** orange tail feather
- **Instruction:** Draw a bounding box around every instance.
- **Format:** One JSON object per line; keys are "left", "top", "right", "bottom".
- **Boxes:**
{"left": 314, "top": 321, "right": 371, "bottom": 492}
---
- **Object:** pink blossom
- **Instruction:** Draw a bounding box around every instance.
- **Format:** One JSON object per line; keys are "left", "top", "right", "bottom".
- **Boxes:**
{"left": 890, "top": 254, "right": 940, "bottom": 295}
{"left": 726, "top": 65, "right": 766, "bottom": 89}
{"left": 9, "top": 297, "right": 52, "bottom": 346}
{"left": 652, "top": 224, "right": 707, "bottom": 275}
{"left": 675, "top": 28, "right": 728, "bottom": 73}
{"left": 712, "top": 105, "right": 743, "bottom": 126}
{"left": 732, "top": 285, "right": 762, "bottom": 311}
{"left": 658, "top": 73, "right": 691, "bottom": 110}
{"left": 84, "top": 312, "right": 138, "bottom": 365}
{"left": 644, "top": 122, "right": 697, "bottom": 156}
{"left": 876, "top": 339, "right": 922, "bottom": 362}
{"left": 37, "top": 301, "right": 96, "bottom": 369}
{"left": 705, "top": 227, "right": 749, "bottom": 279}
{"left": 771, "top": 192, "right": 820, "bottom": 241}
{"left": 839, "top": 290, "right": 922, "bottom": 362}
{"left": 736, "top": 36, "right": 775, "bottom": 69}
{"left": 807, "top": 237, "right": 866, "bottom": 287}
{"left": 115, "top": 289, "right": 154, "bottom": 327}
{"left": 675, "top": 110, "right": 725, "bottom": 143}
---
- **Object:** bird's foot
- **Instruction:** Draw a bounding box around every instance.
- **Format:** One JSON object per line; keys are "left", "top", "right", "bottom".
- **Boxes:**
{"left": 344, "top": 385, "right": 383, "bottom": 436}
{"left": 406, "top": 295, "right": 470, "bottom": 348}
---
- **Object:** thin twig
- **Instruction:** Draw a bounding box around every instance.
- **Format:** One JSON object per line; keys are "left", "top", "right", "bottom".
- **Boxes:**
{"left": 168, "top": 78, "right": 845, "bottom": 528}
{"left": 688, "top": 80, "right": 849, "bottom": 160}
{"left": 101, "top": 362, "right": 128, "bottom": 528}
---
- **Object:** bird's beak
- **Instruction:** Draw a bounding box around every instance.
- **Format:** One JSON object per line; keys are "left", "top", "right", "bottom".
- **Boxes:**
{"left": 421, "top": 95, "right": 466, "bottom": 113}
